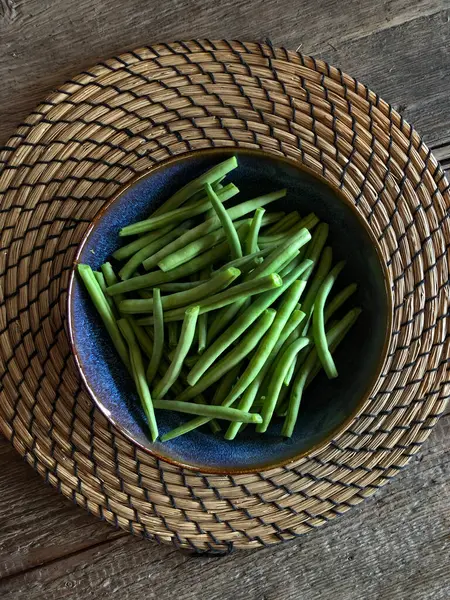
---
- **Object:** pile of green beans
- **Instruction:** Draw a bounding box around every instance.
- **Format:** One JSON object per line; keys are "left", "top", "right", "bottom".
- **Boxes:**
{"left": 78, "top": 157, "right": 361, "bottom": 443}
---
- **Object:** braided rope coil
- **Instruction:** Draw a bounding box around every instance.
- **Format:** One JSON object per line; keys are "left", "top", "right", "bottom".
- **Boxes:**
{"left": 0, "top": 40, "right": 449, "bottom": 551}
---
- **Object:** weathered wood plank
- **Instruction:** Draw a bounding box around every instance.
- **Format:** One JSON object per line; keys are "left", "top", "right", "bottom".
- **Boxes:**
{"left": 0, "top": 438, "right": 127, "bottom": 579}
{"left": 0, "top": 1, "right": 449, "bottom": 598}
{"left": 0, "top": 1, "right": 449, "bottom": 151}
{"left": 0, "top": 415, "right": 448, "bottom": 599}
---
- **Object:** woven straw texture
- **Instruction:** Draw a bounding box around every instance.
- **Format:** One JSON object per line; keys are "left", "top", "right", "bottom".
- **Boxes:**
{"left": 0, "top": 40, "right": 449, "bottom": 553}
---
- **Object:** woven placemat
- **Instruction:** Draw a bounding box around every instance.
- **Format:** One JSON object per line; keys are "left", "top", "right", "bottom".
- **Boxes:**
{"left": 1, "top": 40, "right": 449, "bottom": 552}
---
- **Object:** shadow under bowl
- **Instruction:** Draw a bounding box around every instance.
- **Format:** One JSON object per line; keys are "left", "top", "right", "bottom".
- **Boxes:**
{"left": 67, "top": 148, "right": 392, "bottom": 474}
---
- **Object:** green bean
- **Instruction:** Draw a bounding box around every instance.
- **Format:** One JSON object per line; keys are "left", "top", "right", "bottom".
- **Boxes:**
{"left": 184, "top": 355, "right": 199, "bottom": 368}
{"left": 301, "top": 246, "right": 333, "bottom": 320}
{"left": 118, "top": 221, "right": 195, "bottom": 280}
{"left": 283, "top": 349, "right": 298, "bottom": 386}
{"left": 176, "top": 308, "right": 276, "bottom": 402}
{"left": 187, "top": 259, "right": 312, "bottom": 384}
{"left": 215, "top": 281, "right": 306, "bottom": 403}
{"left": 308, "top": 310, "right": 361, "bottom": 387}
{"left": 282, "top": 308, "right": 361, "bottom": 437}
{"left": 224, "top": 310, "right": 305, "bottom": 439}
{"left": 157, "top": 281, "right": 207, "bottom": 292}
{"left": 248, "top": 228, "right": 311, "bottom": 280}
{"left": 312, "top": 260, "right": 346, "bottom": 378}
{"left": 265, "top": 211, "right": 299, "bottom": 235}
{"left": 258, "top": 336, "right": 310, "bottom": 432}
{"left": 157, "top": 219, "right": 249, "bottom": 272}
{"left": 141, "top": 189, "right": 287, "bottom": 271}
{"left": 205, "top": 182, "right": 242, "bottom": 259}
{"left": 245, "top": 207, "right": 265, "bottom": 254}
{"left": 212, "top": 364, "right": 242, "bottom": 405}
{"left": 94, "top": 271, "right": 116, "bottom": 314}
{"left": 112, "top": 224, "right": 174, "bottom": 261}
{"left": 303, "top": 222, "right": 329, "bottom": 280}
{"left": 156, "top": 400, "right": 262, "bottom": 425}
{"left": 117, "top": 319, "right": 158, "bottom": 441}
{"left": 197, "top": 266, "right": 210, "bottom": 354}
{"left": 153, "top": 306, "right": 200, "bottom": 398}
{"left": 274, "top": 384, "right": 289, "bottom": 416}
{"left": 137, "top": 273, "right": 282, "bottom": 325}
{"left": 258, "top": 213, "right": 319, "bottom": 244}
{"left": 107, "top": 236, "right": 242, "bottom": 296}
{"left": 119, "top": 183, "right": 239, "bottom": 237}
{"left": 146, "top": 288, "right": 164, "bottom": 384}
{"left": 209, "top": 226, "right": 288, "bottom": 341}
{"left": 119, "top": 268, "right": 240, "bottom": 314}
{"left": 185, "top": 177, "right": 225, "bottom": 209}
{"left": 101, "top": 262, "right": 126, "bottom": 309}
{"left": 150, "top": 156, "right": 238, "bottom": 217}
{"left": 206, "top": 300, "right": 245, "bottom": 343}
{"left": 168, "top": 321, "right": 178, "bottom": 348}
{"left": 324, "top": 283, "right": 358, "bottom": 324}
{"left": 128, "top": 317, "right": 153, "bottom": 359}
{"left": 217, "top": 248, "right": 272, "bottom": 272}
{"left": 159, "top": 214, "right": 276, "bottom": 273}
{"left": 78, "top": 264, "right": 130, "bottom": 369}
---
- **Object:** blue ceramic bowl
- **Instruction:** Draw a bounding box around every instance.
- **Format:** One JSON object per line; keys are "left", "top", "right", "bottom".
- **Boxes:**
{"left": 68, "top": 149, "right": 392, "bottom": 473}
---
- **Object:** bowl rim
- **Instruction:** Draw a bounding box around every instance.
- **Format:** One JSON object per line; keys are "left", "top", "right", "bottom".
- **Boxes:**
{"left": 66, "top": 147, "right": 393, "bottom": 474}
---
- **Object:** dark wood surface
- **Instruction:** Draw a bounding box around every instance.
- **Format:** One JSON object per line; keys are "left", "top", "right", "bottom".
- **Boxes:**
{"left": 0, "top": 1, "right": 449, "bottom": 598}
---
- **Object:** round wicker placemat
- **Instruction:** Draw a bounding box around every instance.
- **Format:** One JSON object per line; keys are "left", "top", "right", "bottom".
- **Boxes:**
{"left": 0, "top": 40, "right": 449, "bottom": 552}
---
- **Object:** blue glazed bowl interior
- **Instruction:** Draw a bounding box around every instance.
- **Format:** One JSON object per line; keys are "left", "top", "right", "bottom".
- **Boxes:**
{"left": 69, "top": 149, "right": 391, "bottom": 473}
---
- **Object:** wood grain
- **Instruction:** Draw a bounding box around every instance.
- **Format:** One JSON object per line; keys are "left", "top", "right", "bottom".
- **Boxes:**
{"left": 0, "top": 0, "right": 449, "bottom": 147}
{"left": 0, "top": 416, "right": 449, "bottom": 600}
{"left": 0, "top": 1, "right": 449, "bottom": 598}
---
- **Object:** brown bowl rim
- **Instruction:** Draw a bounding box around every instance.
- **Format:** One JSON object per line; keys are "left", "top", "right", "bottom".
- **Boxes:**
{"left": 66, "top": 147, "right": 393, "bottom": 475}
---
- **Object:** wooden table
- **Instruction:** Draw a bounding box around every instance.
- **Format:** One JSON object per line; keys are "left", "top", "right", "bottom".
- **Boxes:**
{"left": 1, "top": 1, "right": 449, "bottom": 598}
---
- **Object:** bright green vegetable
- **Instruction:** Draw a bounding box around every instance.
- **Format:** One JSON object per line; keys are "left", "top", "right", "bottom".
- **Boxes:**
{"left": 324, "top": 283, "right": 358, "bottom": 324}
{"left": 187, "top": 259, "right": 312, "bottom": 385}
{"left": 151, "top": 156, "right": 238, "bottom": 217}
{"left": 265, "top": 211, "right": 299, "bottom": 235}
{"left": 224, "top": 309, "right": 305, "bottom": 440}
{"left": 212, "top": 364, "right": 242, "bottom": 406}
{"left": 153, "top": 306, "right": 200, "bottom": 399}
{"left": 197, "top": 266, "right": 210, "bottom": 354}
{"left": 303, "top": 222, "right": 329, "bottom": 280}
{"left": 154, "top": 400, "right": 263, "bottom": 423}
{"left": 205, "top": 232, "right": 307, "bottom": 342}
{"left": 112, "top": 224, "right": 175, "bottom": 261}
{"left": 245, "top": 207, "right": 265, "bottom": 254}
{"left": 301, "top": 246, "right": 333, "bottom": 322}
{"left": 94, "top": 270, "right": 116, "bottom": 314}
{"left": 258, "top": 336, "right": 310, "bottom": 432}
{"left": 213, "top": 281, "right": 306, "bottom": 399}
{"left": 312, "top": 261, "right": 345, "bottom": 378}
{"left": 118, "top": 268, "right": 240, "bottom": 314}
{"left": 101, "top": 262, "right": 126, "bottom": 311}
{"left": 206, "top": 182, "right": 242, "bottom": 259}
{"left": 282, "top": 307, "right": 361, "bottom": 437}
{"left": 248, "top": 228, "right": 311, "bottom": 280}
{"left": 157, "top": 281, "right": 207, "bottom": 292}
{"left": 119, "top": 183, "right": 239, "bottom": 237}
{"left": 118, "top": 221, "right": 195, "bottom": 280}
{"left": 137, "top": 273, "right": 282, "bottom": 325}
{"left": 117, "top": 319, "right": 158, "bottom": 441}
{"left": 141, "top": 189, "right": 286, "bottom": 271}
{"left": 107, "top": 238, "right": 241, "bottom": 295}
{"left": 78, "top": 264, "right": 130, "bottom": 369}
{"left": 157, "top": 214, "right": 277, "bottom": 273}
{"left": 146, "top": 288, "right": 164, "bottom": 384}
{"left": 176, "top": 308, "right": 276, "bottom": 402}
{"left": 128, "top": 317, "right": 153, "bottom": 359}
